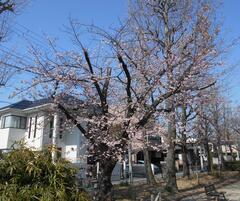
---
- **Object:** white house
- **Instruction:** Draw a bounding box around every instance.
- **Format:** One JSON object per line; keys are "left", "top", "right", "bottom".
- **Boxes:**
{"left": 0, "top": 98, "right": 87, "bottom": 164}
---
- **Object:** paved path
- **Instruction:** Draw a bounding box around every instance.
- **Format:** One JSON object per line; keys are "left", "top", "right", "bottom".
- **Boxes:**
{"left": 181, "top": 181, "right": 240, "bottom": 201}
{"left": 219, "top": 182, "right": 240, "bottom": 201}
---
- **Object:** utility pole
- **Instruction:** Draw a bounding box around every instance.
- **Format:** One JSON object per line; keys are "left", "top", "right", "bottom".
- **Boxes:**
{"left": 128, "top": 141, "right": 133, "bottom": 183}
{"left": 199, "top": 146, "right": 204, "bottom": 171}
{"left": 52, "top": 113, "right": 58, "bottom": 164}
{"left": 123, "top": 155, "right": 127, "bottom": 182}
{"left": 96, "top": 162, "right": 100, "bottom": 179}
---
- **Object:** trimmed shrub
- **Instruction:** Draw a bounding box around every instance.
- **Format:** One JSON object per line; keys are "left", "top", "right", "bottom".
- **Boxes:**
{"left": 0, "top": 145, "right": 90, "bottom": 201}
{"left": 223, "top": 161, "right": 240, "bottom": 172}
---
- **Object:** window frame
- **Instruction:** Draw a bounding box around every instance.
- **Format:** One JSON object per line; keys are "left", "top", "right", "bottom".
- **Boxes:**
{"left": 1, "top": 115, "right": 27, "bottom": 129}
{"left": 59, "top": 117, "right": 64, "bottom": 139}
{"left": 33, "top": 115, "right": 38, "bottom": 138}
{"left": 28, "top": 117, "right": 32, "bottom": 138}
{"left": 49, "top": 116, "right": 54, "bottom": 138}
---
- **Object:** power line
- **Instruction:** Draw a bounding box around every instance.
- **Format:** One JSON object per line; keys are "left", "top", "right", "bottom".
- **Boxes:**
{"left": 0, "top": 44, "right": 34, "bottom": 64}
{"left": 14, "top": 22, "right": 67, "bottom": 51}
{"left": 16, "top": 22, "right": 52, "bottom": 44}
{"left": 0, "top": 22, "right": 71, "bottom": 67}
{"left": 11, "top": 28, "right": 49, "bottom": 51}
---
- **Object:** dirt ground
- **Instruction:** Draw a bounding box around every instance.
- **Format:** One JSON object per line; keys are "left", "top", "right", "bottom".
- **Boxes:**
{"left": 181, "top": 181, "right": 240, "bottom": 201}
{"left": 113, "top": 171, "right": 240, "bottom": 201}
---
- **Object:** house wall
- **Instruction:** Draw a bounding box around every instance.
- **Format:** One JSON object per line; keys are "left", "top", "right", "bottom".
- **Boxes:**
{"left": 0, "top": 109, "right": 87, "bottom": 164}
{"left": 221, "top": 144, "right": 238, "bottom": 154}
{"left": 7, "top": 128, "right": 26, "bottom": 148}
{"left": 25, "top": 113, "right": 45, "bottom": 150}
{"left": 0, "top": 127, "right": 26, "bottom": 149}
{"left": 0, "top": 112, "right": 26, "bottom": 149}
{"left": 27, "top": 113, "right": 87, "bottom": 164}
{"left": 41, "top": 114, "right": 52, "bottom": 147}
{"left": 0, "top": 128, "right": 10, "bottom": 149}
{"left": 63, "top": 126, "right": 87, "bottom": 163}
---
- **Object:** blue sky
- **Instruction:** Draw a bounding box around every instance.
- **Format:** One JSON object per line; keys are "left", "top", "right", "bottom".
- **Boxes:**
{"left": 0, "top": 0, "right": 239, "bottom": 107}
{"left": 219, "top": 0, "right": 240, "bottom": 105}
{"left": 0, "top": 0, "right": 128, "bottom": 106}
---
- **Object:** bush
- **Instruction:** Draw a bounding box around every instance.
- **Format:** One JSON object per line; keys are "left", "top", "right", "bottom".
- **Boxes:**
{"left": 212, "top": 164, "right": 218, "bottom": 171}
{"left": 0, "top": 145, "right": 90, "bottom": 201}
{"left": 223, "top": 161, "right": 240, "bottom": 172}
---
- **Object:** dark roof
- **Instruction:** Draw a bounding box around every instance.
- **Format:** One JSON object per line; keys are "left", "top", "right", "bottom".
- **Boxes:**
{"left": 27, "top": 98, "right": 53, "bottom": 109}
{"left": 0, "top": 98, "right": 53, "bottom": 111}
{"left": 0, "top": 95, "right": 84, "bottom": 111}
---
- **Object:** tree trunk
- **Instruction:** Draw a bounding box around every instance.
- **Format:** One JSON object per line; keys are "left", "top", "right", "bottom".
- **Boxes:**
{"left": 165, "top": 110, "right": 178, "bottom": 192}
{"left": 181, "top": 104, "right": 190, "bottom": 178}
{"left": 163, "top": 1, "right": 178, "bottom": 191}
{"left": 204, "top": 138, "right": 212, "bottom": 174}
{"left": 229, "top": 144, "right": 235, "bottom": 161}
{"left": 166, "top": 142, "right": 178, "bottom": 192}
{"left": 225, "top": 131, "right": 234, "bottom": 161}
{"left": 217, "top": 143, "right": 224, "bottom": 176}
{"left": 182, "top": 144, "right": 190, "bottom": 178}
{"left": 143, "top": 147, "right": 157, "bottom": 185}
{"left": 95, "top": 158, "right": 117, "bottom": 201}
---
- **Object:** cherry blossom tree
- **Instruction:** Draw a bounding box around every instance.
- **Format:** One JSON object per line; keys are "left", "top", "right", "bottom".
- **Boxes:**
{"left": 67, "top": 0, "right": 223, "bottom": 192}
{"left": 196, "top": 106, "right": 214, "bottom": 174}
{"left": 194, "top": 85, "right": 239, "bottom": 175}
{"left": 10, "top": 0, "right": 225, "bottom": 199}
{"left": 176, "top": 101, "right": 196, "bottom": 178}
{"left": 114, "top": 0, "right": 223, "bottom": 192}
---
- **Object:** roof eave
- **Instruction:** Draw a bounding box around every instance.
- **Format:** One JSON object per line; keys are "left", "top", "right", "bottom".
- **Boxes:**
{"left": 22, "top": 103, "right": 54, "bottom": 113}
{"left": 0, "top": 108, "right": 25, "bottom": 115}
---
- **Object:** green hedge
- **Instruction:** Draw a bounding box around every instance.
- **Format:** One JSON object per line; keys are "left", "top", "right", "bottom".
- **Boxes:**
{"left": 223, "top": 161, "right": 240, "bottom": 171}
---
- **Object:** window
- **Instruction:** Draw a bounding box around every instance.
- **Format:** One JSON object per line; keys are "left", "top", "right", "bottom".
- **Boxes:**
{"left": 28, "top": 117, "right": 32, "bottom": 138}
{"left": 49, "top": 117, "right": 54, "bottom": 138}
{"left": 33, "top": 115, "right": 38, "bottom": 138}
{"left": 59, "top": 117, "right": 64, "bottom": 139}
{"left": 1, "top": 115, "right": 27, "bottom": 129}
{"left": 4, "top": 116, "right": 11, "bottom": 128}
{"left": 145, "top": 135, "right": 162, "bottom": 143}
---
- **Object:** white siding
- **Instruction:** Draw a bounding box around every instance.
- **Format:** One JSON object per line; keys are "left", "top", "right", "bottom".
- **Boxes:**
{"left": 7, "top": 128, "right": 25, "bottom": 147}
{"left": 0, "top": 110, "right": 88, "bottom": 164}
{"left": 63, "top": 126, "right": 87, "bottom": 163}
{"left": 25, "top": 114, "right": 44, "bottom": 150}
{"left": 0, "top": 128, "right": 10, "bottom": 149}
